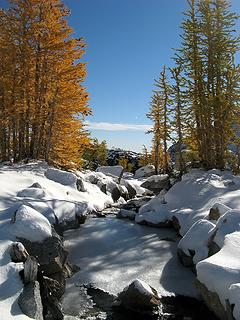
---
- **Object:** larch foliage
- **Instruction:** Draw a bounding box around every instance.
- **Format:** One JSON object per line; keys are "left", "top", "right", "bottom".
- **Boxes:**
{"left": 147, "top": 66, "right": 171, "bottom": 174}
{"left": 0, "top": 0, "right": 91, "bottom": 168}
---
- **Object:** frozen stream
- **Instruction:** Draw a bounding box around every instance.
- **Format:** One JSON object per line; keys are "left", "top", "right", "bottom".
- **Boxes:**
{"left": 63, "top": 215, "right": 198, "bottom": 316}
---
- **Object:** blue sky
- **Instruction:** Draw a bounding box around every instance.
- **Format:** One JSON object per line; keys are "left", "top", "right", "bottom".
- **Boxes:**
{"left": 2, "top": 0, "right": 240, "bottom": 152}
{"left": 62, "top": 0, "right": 240, "bottom": 152}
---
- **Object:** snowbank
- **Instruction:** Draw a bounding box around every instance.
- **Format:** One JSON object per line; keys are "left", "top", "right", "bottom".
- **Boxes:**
{"left": 197, "top": 231, "right": 240, "bottom": 313}
{"left": 178, "top": 219, "right": 215, "bottom": 264}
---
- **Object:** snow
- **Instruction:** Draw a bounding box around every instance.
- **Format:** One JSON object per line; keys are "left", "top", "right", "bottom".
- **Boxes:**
{"left": 10, "top": 204, "right": 52, "bottom": 242}
{"left": 213, "top": 209, "right": 240, "bottom": 248}
{"left": 197, "top": 231, "right": 240, "bottom": 311}
{"left": 96, "top": 165, "right": 123, "bottom": 178}
{"left": 0, "top": 161, "right": 113, "bottom": 319}
{"left": 124, "top": 279, "right": 158, "bottom": 297}
{"left": 135, "top": 169, "right": 240, "bottom": 236}
{"left": 63, "top": 216, "right": 197, "bottom": 315}
{"left": 45, "top": 167, "right": 78, "bottom": 188}
{"left": 178, "top": 219, "right": 215, "bottom": 264}
{"left": 229, "top": 283, "right": 240, "bottom": 319}
{"left": 144, "top": 174, "right": 169, "bottom": 183}
{"left": 134, "top": 164, "right": 155, "bottom": 179}
{"left": 17, "top": 187, "right": 46, "bottom": 199}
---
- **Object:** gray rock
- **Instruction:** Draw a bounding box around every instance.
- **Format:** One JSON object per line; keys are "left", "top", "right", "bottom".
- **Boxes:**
{"left": 10, "top": 242, "right": 29, "bottom": 263}
{"left": 172, "top": 216, "right": 181, "bottom": 234}
{"left": 121, "top": 196, "right": 152, "bottom": 212}
{"left": 111, "top": 186, "right": 121, "bottom": 202}
{"left": 116, "top": 209, "right": 136, "bottom": 220}
{"left": 141, "top": 175, "right": 170, "bottom": 194}
{"left": 137, "top": 219, "right": 172, "bottom": 228}
{"left": 100, "top": 184, "right": 107, "bottom": 194}
{"left": 117, "top": 279, "right": 161, "bottom": 316}
{"left": 123, "top": 181, "right": 137, "bottom": 199}
{"left": 177, "top": 248, "right": 194, "bottom": 268}
{"left": 30, "top": 182, "right": 43, "bottom": 189}
{"left": 18, "top": 281, "right": 43, "bottom": 320}
{"left": 18, "top": 229, "right": 68, "bottom": 276}
{"left": 76, "top": 178, "right": 86, "bottom": 192}
{"left": 209, "top": 207, "right": 221, "bottom": 221}
{"left": 195, "top": 279, "right": 232, "bottom": 320}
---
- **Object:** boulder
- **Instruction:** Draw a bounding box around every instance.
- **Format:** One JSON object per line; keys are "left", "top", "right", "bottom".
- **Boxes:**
{"left": 96, "top": 165, "right": 124, "bottom": 179}
{"left": 195, "top": 279, "right": 230, "bottom": 320}
{"left": 121, "top": 196, "right": 152, "bottom": 212}
{"left": 76, "top": 178, "right": 86, "bottom": 192}
{"left": 111, "top": 186, "right": 121, "bottom": 202}
{"left": 177, "top": 248, "right": 195, "bottom": 269}
{"left": 18, "top": 229, "right": 68, "bottom": 276}
{"left": 117, "top": 279, "right": 161, "bottom": 316}
{"left": 116, "top": 209, "right": 136, "bottom": 220}
{"left": 208, "top": 203, "right": 231, "bottom": 221}
{"left": 134, "top": 165, "right": 155, "bottom": 179}
{"left": 10, "top": 242, "right": 29, "bottom": 263}
{"left": 141, "top": 174, "right": 170, "bottom": 194}
{"left": 122, "top": 180, "right": 137, "bottom": 199}
{"left": 30, "top": 182, "right": 43, "bottom": 189}
{"left": 18, "top": 281, "right": 44, "bottom": 320}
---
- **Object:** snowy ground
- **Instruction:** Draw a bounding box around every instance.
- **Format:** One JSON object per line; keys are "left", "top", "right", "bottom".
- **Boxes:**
{"left": 63, "top": 216, "right": 198, "bottom": 316}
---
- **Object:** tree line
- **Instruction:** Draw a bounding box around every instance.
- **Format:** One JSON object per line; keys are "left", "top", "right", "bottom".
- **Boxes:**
{"left": 0, "top": 0, "right": 91, "bottom": 168}
{"left": 148, "top": 0, "right": 240, "bottom": 174}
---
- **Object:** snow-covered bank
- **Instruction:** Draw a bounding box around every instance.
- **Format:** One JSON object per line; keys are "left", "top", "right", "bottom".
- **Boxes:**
{"left": 0, "top": 162, "right": 121, "bottom": 319}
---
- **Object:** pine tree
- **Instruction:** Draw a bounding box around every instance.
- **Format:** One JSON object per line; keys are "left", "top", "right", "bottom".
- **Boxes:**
{"left": 147, "top": 66, "right": 171, "bottom": 174}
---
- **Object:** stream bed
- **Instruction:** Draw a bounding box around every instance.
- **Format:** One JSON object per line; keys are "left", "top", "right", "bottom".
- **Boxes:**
{"left": 62, "top": 214, "right": 216, "bottom": 319}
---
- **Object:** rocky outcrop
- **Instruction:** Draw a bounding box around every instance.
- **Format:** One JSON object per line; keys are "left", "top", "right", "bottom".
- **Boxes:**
{"left": 117, "top": 279, "right": 161, "bottom": 317}
{"left": 120, "top": 196, "right": 152, "bottom": 213}
{"left": 10, "top": 242, "right": 29, "bottom": 263}
{"left": 177, "top": 248, "right": 195, "bottom": 269}
{"left": 18, "top": 281, "right": 44, "bottom": 320}
{"left": 134, "top": 165, "right": 155, "bottom": 179}
{"left": 141, "top": 175, "right": 170, "bottom": 194}
{"left": 195, "top": 279, "right": 233, "bottom": 320}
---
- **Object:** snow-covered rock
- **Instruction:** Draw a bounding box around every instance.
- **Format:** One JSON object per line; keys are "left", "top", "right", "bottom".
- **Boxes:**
{"left": 17, "top": 187, "right": 46, "bottom": 199}
{"left": 10, "top": 205, "right": 52, "bottom": 243}
{"left": 134, "top": 164, "right": 155, "bottom": 179}
{"left": 208, "top": 202, "right": 231, "bottom": 221}
{"left": 178, "top": 219, "right": 215, "bottom": 266}
{"left": 213, "top": 209, "right": 240, "bottom": 248}
{"left": 96, "top": 165, "right": 124, "bottom": 178}
{"left": 117, "top": 279, "right": 161, "bottom": 316}
{"left": 45, "top": 168, "right": 78, "bottom": 188}
{"left": 229, "top": 283, "right": 240, "bottom": 320}
{"left": 141, "top": 174, "right": 170, "bottom": 194}
{"left": 197, "top": 231, "right": 240, "bottom": 320}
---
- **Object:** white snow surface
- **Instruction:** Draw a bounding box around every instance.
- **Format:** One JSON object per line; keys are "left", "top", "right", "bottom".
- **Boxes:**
{"left": 197, "top": 231, "right": 240, "bottom": 312}
{"left": 0, "top": 161, "right": 113, "bottom": 319}
{"left": 229, "top": 283, "right": 240, "bottom": 319}
{"left": 178, "top": 219, "right": 216, "bottom": 264}
{"left": 136, "top": 169, "right": 240, "bottom": 236}
{"left": 63, "top": 216, "right": 197, "bottom": 315}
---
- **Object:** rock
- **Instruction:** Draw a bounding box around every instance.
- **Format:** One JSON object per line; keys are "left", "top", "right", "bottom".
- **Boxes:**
{"left": 116, "top": 209, "right": 136, "bottom": 220}
{"left": 117, "top": 279, "right": 161, "bottom": 316}
{"left": 18, "top": 229, "right": 68, "bottom": 276}
{"left": 111, "top": 186, "right": 121, "bottom": 202}
{"left": 10, "top": 242, "right": 29, "bottom": 263}
{"left": 121, "top": 196, "right": 152, "bottom": 212}
{"left": 30, "top": 182, "right": 43, "bottom": 189}
{"left": 24, "top": 256, "right": 39, "bottom": 284}
{"left": 18, "top": 281, "right": 44, "bottom": 320}
{"left": 177, "top": 248, "right": 194, "bottom": 268}
{"left": 17, "top": 187, "right": 46, "bottom": 199}
{"left": 141, "top": 174, "right": 170, "bottom": 194}
{"left": 97, "top": 165, "right": 124, "bottom": 179}
{"left": 172, "top": 216, "right": 181, "bottom": 234}
{"left": 208, "top": 203, "right": 231, "bottom": 221}
{"left": 137, "top": 219, "right": 172, "bottom": 228}
{"left": 134, "top": 165, "right": 155, "bottom": 179}
{"left": 119, "top": 185, "right": 129, "bottom": 201}
{"left": 76, "top": 178, "right": 86, "bottom": 192}
{"left": 100, "top": 184, "right": 107, "bottom": 194}
{"left": 123, "top": 180, "right": 137, "bottom": 199}
{"left": 195, "top": 279, "right": 230, "bottom": 320}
